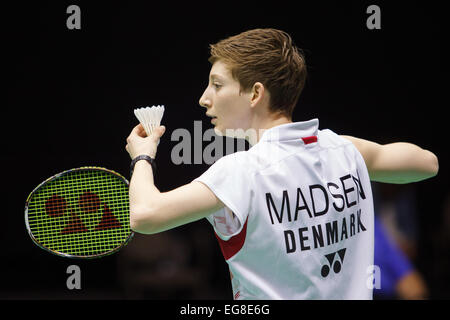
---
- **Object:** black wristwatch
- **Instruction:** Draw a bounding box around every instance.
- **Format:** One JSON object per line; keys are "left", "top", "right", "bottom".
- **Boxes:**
{"left": 130, "top": 155, "right": 156, "bottom": 178}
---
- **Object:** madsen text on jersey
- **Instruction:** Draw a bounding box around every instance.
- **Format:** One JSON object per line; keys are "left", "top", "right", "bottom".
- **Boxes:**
{"left": 265, "top": 170, "right": 368, "bottom": 254}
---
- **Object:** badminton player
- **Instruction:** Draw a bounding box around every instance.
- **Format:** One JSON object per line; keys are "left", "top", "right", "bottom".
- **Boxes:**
{"left": 125, "top": 28, "right": 439, "bottom": 299}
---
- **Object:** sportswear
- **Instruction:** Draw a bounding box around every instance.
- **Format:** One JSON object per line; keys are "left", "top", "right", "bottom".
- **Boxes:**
{"left": 194, "top": 119, "right": 374, "bottom": 299}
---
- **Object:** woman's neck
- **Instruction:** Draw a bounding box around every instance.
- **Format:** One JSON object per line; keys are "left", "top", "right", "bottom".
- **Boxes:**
{"left": 247, "top": 114, "right": 292, "bottom": 146}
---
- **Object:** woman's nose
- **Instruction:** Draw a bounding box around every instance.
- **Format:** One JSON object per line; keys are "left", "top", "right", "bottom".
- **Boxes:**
{"left": 199, "top": 90, "right": 211, "bottom": 109}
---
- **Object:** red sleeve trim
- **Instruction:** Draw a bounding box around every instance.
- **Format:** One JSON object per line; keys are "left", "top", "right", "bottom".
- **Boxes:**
{"left": 214, "top": 216, "right": 249, "bottom": 260}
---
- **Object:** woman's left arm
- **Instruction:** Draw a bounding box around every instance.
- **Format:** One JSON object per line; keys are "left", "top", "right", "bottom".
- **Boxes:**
{"left": 125, "top": 124, "right": 224, "bottom": 234}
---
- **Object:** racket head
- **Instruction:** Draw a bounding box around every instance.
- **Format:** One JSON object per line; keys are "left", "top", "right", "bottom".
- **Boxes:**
{"left": 25, "top": 167, "right": 134, "bottom": 259}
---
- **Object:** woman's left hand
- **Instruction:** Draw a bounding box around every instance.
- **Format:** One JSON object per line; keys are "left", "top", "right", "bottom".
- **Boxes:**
{"left": 125, "top": 124, "right": 166, "bottom": 159}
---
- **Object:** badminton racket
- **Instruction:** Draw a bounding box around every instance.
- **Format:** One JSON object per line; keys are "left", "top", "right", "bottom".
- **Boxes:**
{"left": 24, "top": 167, "right": 133, "bottom": 259}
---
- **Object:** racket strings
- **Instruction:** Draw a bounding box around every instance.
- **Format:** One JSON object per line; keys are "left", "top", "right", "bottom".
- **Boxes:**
{"left": 26, "top": 169, "right": 131, "bottom": 257}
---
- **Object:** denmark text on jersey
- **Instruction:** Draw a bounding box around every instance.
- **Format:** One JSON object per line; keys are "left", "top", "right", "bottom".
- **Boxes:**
{"left": 265, "top": 170, "right": 368, "bottom": 254}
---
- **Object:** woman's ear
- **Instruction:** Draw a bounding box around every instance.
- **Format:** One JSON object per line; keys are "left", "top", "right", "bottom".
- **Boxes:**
{"left": 250, "top": 82, "right": 265, "bottom": 107}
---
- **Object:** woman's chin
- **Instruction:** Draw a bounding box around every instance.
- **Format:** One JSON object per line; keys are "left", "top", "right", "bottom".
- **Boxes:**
{"left": 213, "top": 126, "right": 224, "bottom": 136}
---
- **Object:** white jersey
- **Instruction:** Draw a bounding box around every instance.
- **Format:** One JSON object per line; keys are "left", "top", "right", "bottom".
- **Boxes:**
{"left": 194, "top": 119, "right": 374, "bottom": 300}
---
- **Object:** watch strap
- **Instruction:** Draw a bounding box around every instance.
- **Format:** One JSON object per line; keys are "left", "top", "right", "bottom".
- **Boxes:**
{"left": 130, "top": 155, "right": 156, "bottom": 178}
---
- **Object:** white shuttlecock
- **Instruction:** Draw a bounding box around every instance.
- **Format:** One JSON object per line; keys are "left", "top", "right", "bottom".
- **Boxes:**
{"left": 134, "top": 105, "right": 165, "bottom": 136}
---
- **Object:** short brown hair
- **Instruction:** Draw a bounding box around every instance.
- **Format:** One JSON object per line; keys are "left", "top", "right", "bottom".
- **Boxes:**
{"left": 208, "top": 28, "right": 307, "bottom": 118}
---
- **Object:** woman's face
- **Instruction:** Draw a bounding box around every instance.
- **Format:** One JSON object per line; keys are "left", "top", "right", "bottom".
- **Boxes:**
{"left": 199, "top": 60, "right": 253, "bottom": 137}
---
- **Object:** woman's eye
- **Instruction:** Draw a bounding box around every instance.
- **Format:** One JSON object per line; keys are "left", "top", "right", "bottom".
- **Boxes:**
{"left": 213, "top": 83, "right": 222, "bottom": 89}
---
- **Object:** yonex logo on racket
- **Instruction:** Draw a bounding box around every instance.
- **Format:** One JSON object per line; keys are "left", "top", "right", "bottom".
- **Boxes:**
{"left": 45, "top": 191, "right": 122, "bottom": 234}
{"left": 25, "top": 167, "right": 132, "bottom": 258}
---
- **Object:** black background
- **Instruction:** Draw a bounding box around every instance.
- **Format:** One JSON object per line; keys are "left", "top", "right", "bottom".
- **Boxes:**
{"left": 2, "top": 1, "right": 447, "bottom": 300}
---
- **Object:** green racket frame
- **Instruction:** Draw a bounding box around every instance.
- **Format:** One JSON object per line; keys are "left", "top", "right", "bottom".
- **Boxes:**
{"left": 25, "top": 167, "right": 134, "bottom": 259}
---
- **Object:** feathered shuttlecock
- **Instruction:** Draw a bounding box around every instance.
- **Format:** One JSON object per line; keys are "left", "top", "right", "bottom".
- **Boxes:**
{"left": 134, "top": 105, "right": 165, "bottom": 136}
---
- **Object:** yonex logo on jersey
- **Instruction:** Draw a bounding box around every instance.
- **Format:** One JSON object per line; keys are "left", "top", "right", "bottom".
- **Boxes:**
{"left": 321, "top": 248, "right": 346, "bottom": 277}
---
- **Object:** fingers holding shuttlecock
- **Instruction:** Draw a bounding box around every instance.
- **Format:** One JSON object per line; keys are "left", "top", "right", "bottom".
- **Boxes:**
{"left": 152, "top": 125, "right": 166, "bottom": 142}
{"left": 134, "top": 105, "right": 165, "bottom": 137}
